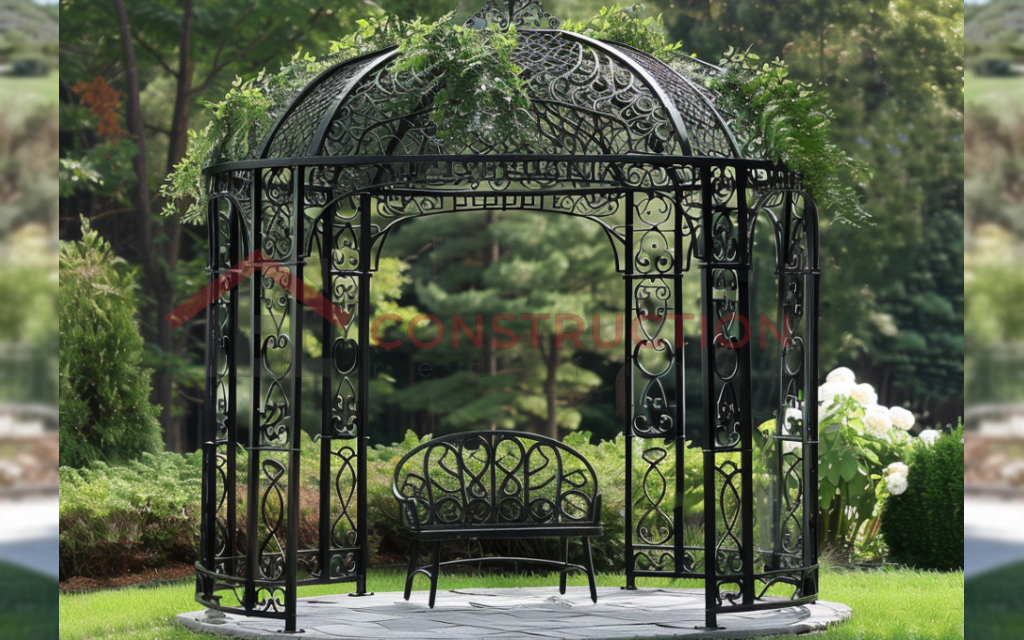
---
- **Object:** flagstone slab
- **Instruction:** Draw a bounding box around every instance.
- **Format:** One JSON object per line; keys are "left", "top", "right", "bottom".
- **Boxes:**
{"left": 176, "top": 586, "right": 851, "bottom": 640}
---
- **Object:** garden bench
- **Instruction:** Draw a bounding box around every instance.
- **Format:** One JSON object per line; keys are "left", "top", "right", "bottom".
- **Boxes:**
{"left": 392, "top": 430, "right": 602, "bottom": 608}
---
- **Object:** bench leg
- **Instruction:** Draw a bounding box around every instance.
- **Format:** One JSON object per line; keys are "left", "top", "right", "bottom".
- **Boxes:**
{"left": 583, "top": 536, "right": 597, "bottom": 603}
{"left": 559, "top": 537, "right": 570, "bottom": 595}
{"left": 403, "top": 539, "right": 420, "bottom": 601}
{"left": 428, "top": 541, "right": 441, "bottom": 609}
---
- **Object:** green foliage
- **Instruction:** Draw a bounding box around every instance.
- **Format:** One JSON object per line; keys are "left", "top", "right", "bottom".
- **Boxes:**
{"left": 58, "top": 220, "right": 162, "bottom": 468}
{"left": 160, "top": 51, "right": 336, "bottom": 223}
{"left": 880, "top": 426, "right": 965, "bottom": 571}
{"left": 393, "top": 15, "right": 533, "bottom": 149}
{"left": 58, "top": 157, "right": 103, "bottom": 198}
{"left": 59, "top": 452, "right": 202, "bottom": 579}
{"left": 58, "top": 431, "right": 667, "bottom": 579}
{"left": 707, "top": 48, "right": 867, "bottom": 224}
{"left": 562, "top": 4, "right": 681, "bottom": 61}
{"left": 808, "top": 390, "right": 914, "bottom": 559}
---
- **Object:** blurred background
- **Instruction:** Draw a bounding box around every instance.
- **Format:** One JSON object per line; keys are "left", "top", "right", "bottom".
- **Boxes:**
{"left": 965, "top": 2, "right": 1024, "bottom": 639}
{"left": 0, "top": 0, "right": 58, "bottom": 637}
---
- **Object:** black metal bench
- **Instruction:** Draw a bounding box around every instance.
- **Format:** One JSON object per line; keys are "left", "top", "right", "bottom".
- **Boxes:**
{"left": 392, "top": 430, "right": 603, "bottom": 607}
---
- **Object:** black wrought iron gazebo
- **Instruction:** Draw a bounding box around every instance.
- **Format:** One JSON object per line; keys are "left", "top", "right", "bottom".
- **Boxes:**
{"left": 196, "top": 0, "right": 820, "bottom": 632}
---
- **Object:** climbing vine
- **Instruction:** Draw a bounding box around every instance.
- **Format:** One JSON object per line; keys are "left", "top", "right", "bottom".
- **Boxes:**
{"left": 561, "top": 4, "right": 681, "bottom": 61}
{"left": 163, "top": 4, "right": 865, "bottom": 225}
{"left": 706, "top": 48, "right": 868, "bottom": 223}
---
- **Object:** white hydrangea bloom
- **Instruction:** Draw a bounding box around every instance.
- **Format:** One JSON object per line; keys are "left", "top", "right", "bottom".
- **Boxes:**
{"left": 884, "top": 461, "right": 909, "bottom": 478}
{"left": 863, "top": 405, "right": 893, "bottom": 437}
{"left": 818, "top": 381, "right": 854, "bottom": 409}
{"left": 889, "top": 406, "right": 915, "bottom": 431}
{"left": 885, "top": 473, "right": 908, "bottom": 496}
{"left": 918, "top": 429, "right": 940, "bottom": 446}
{"left": 826, "top": 367, "right": 856, "bottom": 384}
{"left": 850, "top": 383, "right": 878, "bottom": 407}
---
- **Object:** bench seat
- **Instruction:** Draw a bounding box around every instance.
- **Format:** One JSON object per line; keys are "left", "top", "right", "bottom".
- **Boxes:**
{"left": 392, "top": 430, "right": 603, "bottom": 608}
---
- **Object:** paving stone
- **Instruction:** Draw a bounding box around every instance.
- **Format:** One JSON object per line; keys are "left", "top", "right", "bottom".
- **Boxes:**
{"left": 176, "top": 586, "right": 851, "bottom": 640}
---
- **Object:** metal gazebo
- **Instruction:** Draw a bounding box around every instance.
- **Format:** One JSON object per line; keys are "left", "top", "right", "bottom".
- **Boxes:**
{"left": 195, "top": 0, "right": 820, "bottom": 631}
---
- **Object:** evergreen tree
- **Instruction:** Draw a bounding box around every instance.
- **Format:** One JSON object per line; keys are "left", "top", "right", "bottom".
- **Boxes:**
{"left": 58, "top": 220, "right": 162, "bottom": 467}
{"left": 378, "top": 210, "right": 624, "bottom": 440}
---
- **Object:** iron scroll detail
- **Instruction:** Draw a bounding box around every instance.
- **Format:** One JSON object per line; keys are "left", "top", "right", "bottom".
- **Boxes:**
{"left": 465, "top": 0, "right": 561, "bottom": 30}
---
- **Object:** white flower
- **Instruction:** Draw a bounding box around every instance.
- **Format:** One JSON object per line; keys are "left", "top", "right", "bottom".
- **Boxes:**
{"left": 850, "top": 383, "right": 878, "bottom": 408}
{"left": 863, "top": 405, "right": 892, "bottom": 437}
{"left": 884, "top": 462, "right": 909, "bottom": 478}
{"left": 918, "top": 429, "right": 940, "bottom": 446}
{"left": 885, "top": 473, "right": 908, "bottom": 495}
{"left": 818, "top": 381, "right": 854, "bottom": 408}
{"left": 826, "top": 367, "right": 856, "bottom": 384}
{"left": 889, "top": 406, "right": 915, "bottom": 431}
{"left": 783, "top": 407, "right": 802, "bottom": 434}
{"left": 782, "top": 439, "right": 801, "bottom": 454}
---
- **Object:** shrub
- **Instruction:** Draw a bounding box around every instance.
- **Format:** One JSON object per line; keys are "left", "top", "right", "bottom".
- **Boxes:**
{"left": 58, "top": 220, "right": 162, "bottom": 468}
{"left": 56, "top": 430, "right": 738, "bottom": 581}
{"left": 59, "top": 452, "right": 202, "bottom": 579}
{"left": 879, "top": 426, "right": 964, "bottom": 571}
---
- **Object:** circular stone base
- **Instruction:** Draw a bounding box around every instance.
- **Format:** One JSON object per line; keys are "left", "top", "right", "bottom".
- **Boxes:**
{"left": 176, "top": 587, "right": 851, "bottom": 640}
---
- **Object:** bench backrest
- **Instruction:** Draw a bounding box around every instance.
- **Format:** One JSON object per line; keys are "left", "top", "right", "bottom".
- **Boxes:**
{"left": 393, "top": 431, "right": 600, "bottom": 530}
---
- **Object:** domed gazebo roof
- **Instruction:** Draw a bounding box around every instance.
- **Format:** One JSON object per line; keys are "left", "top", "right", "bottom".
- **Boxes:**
{"left": 254, "top": 0, "right": 741, "bottom": 162}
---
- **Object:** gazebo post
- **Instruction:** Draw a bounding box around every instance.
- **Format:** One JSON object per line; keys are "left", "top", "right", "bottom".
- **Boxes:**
{"left": 736, "top": 169, "right": 756, "bottom": 607}
{"left": 283, "top": 167, "right": 307, "bottom": 632}
{"left": 801, "top": 200, "right": 821, "bottom": 600}
{"left": 354, "top": 194, "right": 373, "bottom": 596}
{"left": 622, "top": 189, "right": 636, "bottom": 591}
{"left": 699, "top": 165, "right": 719, "bottom": 631}
{"left": 198, "top": 191, "right": 220, "bottom": 604}
{"left": 245, "top": 168, "right": 264, "bottom": 615}
{"left": 318, "top": 200, "right": 335, "bottom": 586}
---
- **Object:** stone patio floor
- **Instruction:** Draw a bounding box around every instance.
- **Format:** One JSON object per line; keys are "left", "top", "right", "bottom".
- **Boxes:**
{"left": 177, "top": 586, "right": 851, "bottom": 640}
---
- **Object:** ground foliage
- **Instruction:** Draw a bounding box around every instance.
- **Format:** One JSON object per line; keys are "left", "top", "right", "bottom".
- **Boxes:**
{"left": 58, "top": 431, "right": 728, "bottom": 580}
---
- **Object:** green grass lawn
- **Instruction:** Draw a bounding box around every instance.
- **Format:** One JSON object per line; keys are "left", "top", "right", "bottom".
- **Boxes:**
{"left": 59, "top": 567, "right": 962, "bottom": 639}
{"left": 966, "top": 561, "right": 1024, "bottom": 640}
{"left": 0, "top": 561, "right": 58, "bottom": 639}
{"left": 966, "top": 70, "right": 1024, "bottom": 108}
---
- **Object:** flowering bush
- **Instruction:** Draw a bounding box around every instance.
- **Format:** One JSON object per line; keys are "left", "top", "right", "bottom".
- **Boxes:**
{"left": 813, "top": 366, "right": 936, "bottom": 559}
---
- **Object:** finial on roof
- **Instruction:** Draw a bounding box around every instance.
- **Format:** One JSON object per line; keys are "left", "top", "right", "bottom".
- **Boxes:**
{"left": 464, "top": 0, "right": 561, "bottom": 30}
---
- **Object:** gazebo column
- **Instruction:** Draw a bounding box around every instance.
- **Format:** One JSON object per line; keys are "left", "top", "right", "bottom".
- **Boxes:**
{"left": 355, "top": 194, "right": 373, "bottom": 595}
{"left": 699, "top": 164, "right": 753, "bottom": 629}
{"left": 318, "top": 191, "right": 371, "bottom": 596}
{"left": 624, "top": 188, "right": 684, "bottom": 589}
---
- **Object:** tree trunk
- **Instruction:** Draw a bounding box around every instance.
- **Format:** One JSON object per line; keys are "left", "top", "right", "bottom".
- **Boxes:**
{"left": 163, "top": 0, "right": 197, "bottom": 450}
{"left": 113, "top": 0, "right": 178, "bottom": 452}
{"left": 166, "top": 0, "right": 194, "bottom": 273}
{"left": 543, "top": 334, "right": 559, "bottom": 440}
